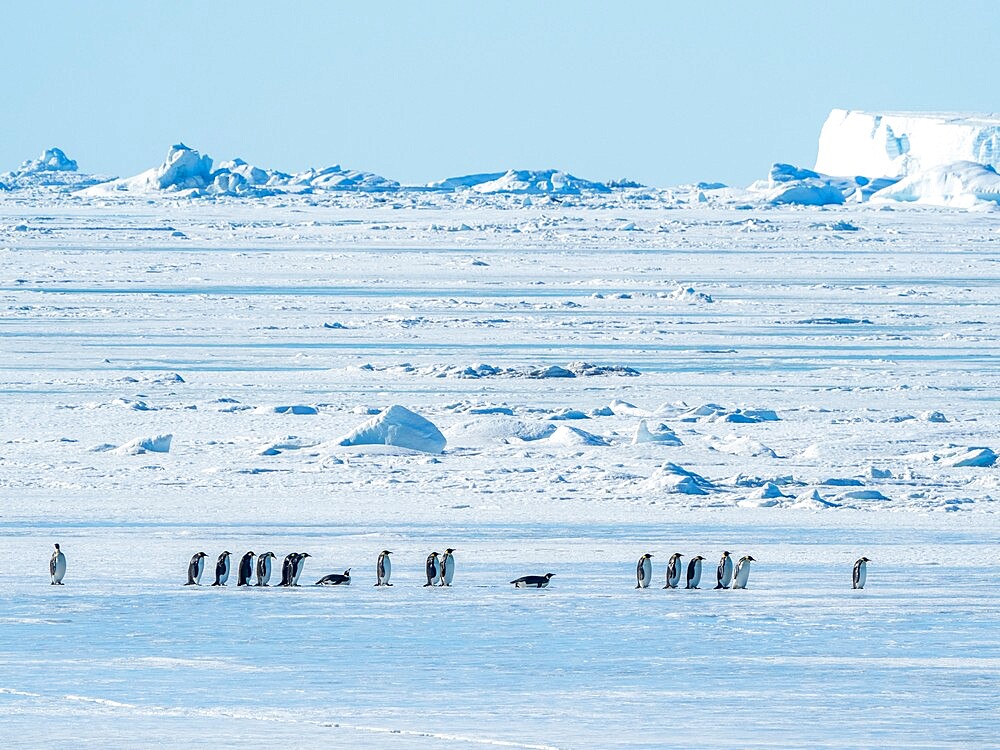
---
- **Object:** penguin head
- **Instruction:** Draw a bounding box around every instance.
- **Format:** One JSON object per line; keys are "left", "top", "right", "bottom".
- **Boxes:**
{"left": 264, "top": 552, "right": 275, "bottom": 559}
{"left": 444, "top": 548, "right": 456, "bottom": 554}
{"left": 722, "top": 551, "right": 731, "bottom": 557}
{"left": 743, "top": 556, "right": 756, "bottom": 563}
{"left": 429, "top": 552, "right": 439, "bottom": 558}
{"left": 671, "top": 552, "right": 682, "bottom": 560}
{"left": 300, "top": 553, "right": 311, "bottom": 559}
{"left": 544, "top": 573, "right": 556, "bottom": 579}
{"left": 198, "top": 552, "right": 207, "bottom": 558}
{"left": 54, "top": 544, "right": 60, "bottom": 551}
{"left": 693, "top": 555, "right": 705, "bottom": 561}
{"left": 381, "top": 550, "right": 392, "bottom": 556}
{"left": 221, "top": 551, "right": 230, "bottom": 557}
{"left": 859, "top": 556, "right": 871, "bottom": 563}
{"left": 344, "top": 568, "right": 351, "bottom": 576}
{"left": 247, "top": 551, "right": 255, "bottom": 557}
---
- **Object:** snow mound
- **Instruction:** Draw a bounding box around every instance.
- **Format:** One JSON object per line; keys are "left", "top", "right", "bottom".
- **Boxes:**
{"left": 668, "top": 285, "right": 714, "bottom": 303}
{"left": 1, "top": 147, "right": 108, "bottom": 190}
{"left": 632, "top": 420, "right": 682, "bottom": 446}
{"left": 754, "top": 163, "right": 896, "bottom": 206}
{"left": 79, "top": 145, "right": 398, "bottom": 197}
{"left": 677, "top": 404, "right": 778, "bottom": 424}
{"left": 838, "top": 489, "right": 891, "bottom": 501}
{"left": 426, "top": 171, "right": 506, "bottom": 190}
{"left": 789, "top": 489, "right": 839, "bottom": 510}
{"left": 710, "top": 435, "right": 778, "bottom": 458}
{"left": 17, "top": 147, "right": 78, "bottom": 174}
{"left": 608, "top": 399, "right": 649, "bottom": 417}
{"left": 815, "top": 109, "right": 1000, "bottom": 179}
{"left": 443, "top": 417, "right": 555, "bottom": 446}
{"left": 258, "top": 404, "right": 319, "bottom": 415}
{"left": 870, "top": 161, "right": 1000, "bottom": 208}
{"left": 81, "top": 144, "right": 213, "bottom": 195}
{"left": 736, "top": 482, "right": 788, "bottom": 507}
{"left": 337, "top": 405, "right": 446, "bottom": 454}
{"left": 467, "top": 169, "right": 611, "bottom": 195}
{"left": 911, "top": 446, "right": 997, "bottom": 468}
{"left": 113, "top": 434, "right": 173, "bottom": 455}
{"left": 540, "top": 425, "right": 609, "bottom": 447}
{"left": 920, "top": 410, "right": 948, "bottom": 423}
{"left": 289, "top": 164, "right": 399, "bottom": 192}
{"left": 643, "top": 462, "right": 716, "bottom": 495}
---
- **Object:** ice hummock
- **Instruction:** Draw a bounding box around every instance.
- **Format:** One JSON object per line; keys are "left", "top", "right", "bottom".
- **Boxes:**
{"left": 337, "top": 405, "right": 446, "bottom": 454}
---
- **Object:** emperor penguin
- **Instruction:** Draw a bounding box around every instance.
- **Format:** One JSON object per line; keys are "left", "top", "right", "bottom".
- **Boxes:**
{"left": 237, "top": 551, "right": 256, "bottom": 586}
{"left": 212, "top": 551, "right": 231, "bottom": 586}
{"left": 424, "top": 552, "right": 441, "bottom": 587}
{"left": 715, "top": 551, "right": 733, "bottom": 589}
{"left": 185, "top": 551, "right": 207, "bottom": 585}
{"left": 853, "top": 557, "right": 870, "bottom": 590}
{"left": 49, "top": 544, "right": 67, "bottom": 585}
{"left": 291, "top": 553, "right": 311, "bottom": 586}
{"left": 279, "top": 553, "right": 298, "bottom": 586}
{"left": 316, "top": 569, "right": 351, "bottom": 585}
{"left": 256, "top": 552, "right": 276, "bottom": 586}
{"left": 685, "top": 556, "right": 705, "bottom": 589}
{"left": 375, "top": 550, "right": 392, "bottom": 586}
{"left": 510, "top": 573, "right": 555, "bottom": 589}
{"left": 439, "top": 549, "right": 456, "bottom": 587}
{"left": 664, "top": 553, "right": 683, "bottom": 589}
{"left": 636, "top": 553, "right": 653, "bottom": 588}
{"left": 732, "top": 555, "right": 756, "bottom": 589}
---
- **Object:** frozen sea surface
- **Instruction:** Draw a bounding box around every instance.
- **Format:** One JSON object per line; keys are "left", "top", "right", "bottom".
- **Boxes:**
{"left": 1, "top": 518, "right": 998, "bottom": 749}
{"left": 0, "top": 197, "right": 998, "bottom": 747}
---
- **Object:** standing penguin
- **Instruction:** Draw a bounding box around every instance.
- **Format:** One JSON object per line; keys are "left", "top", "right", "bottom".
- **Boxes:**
{"left": 316, "top": 569, "right": 351, "bottom": 586}
{"left": 279, "top": 553, "right": 298, "bottom": 586}
{"left": 424, "top": 552, "right": 441, "bottom": 587}
{"left": 664, "top": 553, "right": 683, "bottom": 589}
{"left": 291, "top": 553, "right": 311, "bottom": 586}
{"left": 853, "top": 557, "right": 870, "bottom": 590}
{"left": 237, "top": 551, "right": 256, "bottom": 587}
{"left": 256, "top": 552, "right": 275, "bottom": 586}
{"left": 439, "top": 549, "right": 456, "bottom": 587}
{"left": 50, "top": 544, "right": 67, "bottom": 585}
{"left": 375, "top": 550, "right": 392, "bottom": 586}
{"left": 715, "top": 551, "right": 734, "bottom": 590}
{"left": 185, "top": 552, "right": 207, "bottom": 585}
{"left": 732, "top": 555, "right": 756, "bottom": 589}
{"left": 685, "top": 556, "right": 705, "bottom": 589}
{"left": 635, "top": 553, "right": 653, "bottom": 588}
{"left": 212, "top": 551, "right": 231, "bottom": 586}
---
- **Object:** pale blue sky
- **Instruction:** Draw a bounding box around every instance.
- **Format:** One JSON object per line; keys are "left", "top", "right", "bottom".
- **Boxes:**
{"left": 4, "top": 2, "right": 997, "bottom": 186}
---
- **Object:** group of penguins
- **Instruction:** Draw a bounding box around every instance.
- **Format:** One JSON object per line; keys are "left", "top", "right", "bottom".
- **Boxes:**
{"left": 47, "top": 544, "right": 873, "bottom": 591}
{"left": 182, "top": 548, "right": 470, "bottom": 588}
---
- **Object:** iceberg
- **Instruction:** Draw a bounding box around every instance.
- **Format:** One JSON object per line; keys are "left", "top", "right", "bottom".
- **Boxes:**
{"left": 815, "top": 109, "right": 1000, "bottom": 179}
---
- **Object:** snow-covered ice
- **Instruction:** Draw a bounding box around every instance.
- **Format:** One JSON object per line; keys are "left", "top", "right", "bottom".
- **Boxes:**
{"left": 1, "top": 131, "right": 999, "bottom": 746}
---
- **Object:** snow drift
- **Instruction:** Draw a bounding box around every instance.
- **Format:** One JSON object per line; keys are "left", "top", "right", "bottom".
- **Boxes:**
{"left": 337, "top": 405, "right": 446, "bottom": 454}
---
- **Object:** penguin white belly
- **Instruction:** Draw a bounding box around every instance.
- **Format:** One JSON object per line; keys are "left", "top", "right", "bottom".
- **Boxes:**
{"left": 442, "top": 558, "right": 454, "bottom": 585}
{"left": 194, "top": 558, "right": 204, "bottom": 584}
{"left": 857, "top": 564, "right": 867, "bottom": 589}
{"left": 382, "top": 557, "right": 391, "bottom": 584}
{"left": 733, "top": 565, "right": 751, "bottom": 589}
{"left": 638, "top": 559, "right": 651, "bottom": 588}
{"left": 668, "top": 564, "right": 681, "bottom": 588}
{"left": 52, "top": 555, "right": 66, "bottom": 584}
{"left": 721, "top": 558, "right": 733, "bottom": 587}
{"left": 219, "top": 560, "right": 230, "bottom": 585}
{"left": 689, "top": 561, "right": 702, "bottom": 588}
{"left": 261, "top": 557, "right": 271, "bottom": 584}
{"left": 430, "top": 561, "right": 441, "bottom": 584}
